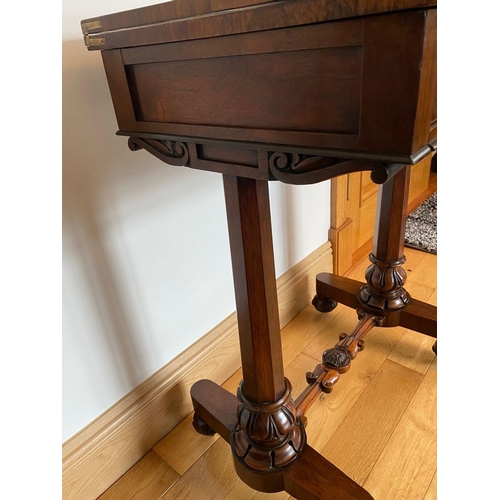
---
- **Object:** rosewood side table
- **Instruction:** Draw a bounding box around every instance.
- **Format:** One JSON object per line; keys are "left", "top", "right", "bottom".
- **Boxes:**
{"left": 82, "top": 1, "right": 437, "bottom": 498}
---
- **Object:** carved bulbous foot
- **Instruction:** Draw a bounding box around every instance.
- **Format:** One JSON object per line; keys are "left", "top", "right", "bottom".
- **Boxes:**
{"left": 192, "top": 412, "right": 216, "bottom": 436}
{"left": 312, "top": 294, "right": 338, "bottom": 313}
{"left": 358, "top": 254, "right": 410, "bottom": 311}
{"left": 231, "top": 379, "right": 306, "bottom": 472}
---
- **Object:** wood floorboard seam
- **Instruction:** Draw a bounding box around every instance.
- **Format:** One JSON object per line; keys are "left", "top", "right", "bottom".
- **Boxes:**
{"left": 298, "top": 304, "right": 351, "bottom": 363}
{"left": 423, "top": 470, "right": 437, "bottom": 500}
{"left": 360, "top": 365, "right": 427, "bottom": 491}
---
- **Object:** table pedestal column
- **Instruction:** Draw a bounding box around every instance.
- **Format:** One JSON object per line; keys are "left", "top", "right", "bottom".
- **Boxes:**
{"left": 191, "top": 176, "right": 373, "bottom": 500}
{"left": 314, "top": 166, "right": 437, "bottom": 337}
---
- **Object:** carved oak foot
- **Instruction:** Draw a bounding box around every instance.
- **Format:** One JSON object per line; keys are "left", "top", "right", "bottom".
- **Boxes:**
{"left": 312, "top": 294, "right": 338, "bottom": 313}
{"left": 192, "top": 412, "right": 216, "bottom": 436}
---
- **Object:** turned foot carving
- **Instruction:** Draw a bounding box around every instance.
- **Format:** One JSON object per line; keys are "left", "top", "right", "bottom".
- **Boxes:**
{"left": 192, "top": 412, "right": 216, "bottom": 436}
{"left": 358, "top": 254, "right": 410, "bottom": 311}
{"left": 312, "top": 294, "right": 338, "bottom": 313}
{"left": 231, "top": 378, "right": 306, "bottom": 471}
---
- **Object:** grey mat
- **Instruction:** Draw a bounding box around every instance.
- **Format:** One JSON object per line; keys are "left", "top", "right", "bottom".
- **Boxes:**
{"left": 404, "top": 192, "right": 437, "bottom": 254}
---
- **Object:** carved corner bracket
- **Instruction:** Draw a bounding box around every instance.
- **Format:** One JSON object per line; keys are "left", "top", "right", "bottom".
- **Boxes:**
{"left": 128, "top": 137, "right": 190, "bottom": 167}
{"left": 267, "top": 151, "right": 405, "bottom": 185}
{"left": 123, "top": 133, "right": 408, "bottom": 187}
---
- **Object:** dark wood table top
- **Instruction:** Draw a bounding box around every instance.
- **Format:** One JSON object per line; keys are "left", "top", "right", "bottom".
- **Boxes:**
{"left": 82, "top": 0, "right": 437, "bottom": 50}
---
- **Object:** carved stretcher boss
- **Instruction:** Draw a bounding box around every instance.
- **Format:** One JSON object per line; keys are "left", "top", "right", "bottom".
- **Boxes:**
{"left": 82, "top": 1, "right": 437, "bottom": 498}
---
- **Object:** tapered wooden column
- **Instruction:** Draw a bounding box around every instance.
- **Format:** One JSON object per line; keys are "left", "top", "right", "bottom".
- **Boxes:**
{"left": 314, "top": 165, "right": 436, "bottom": 337}
{"left": 357, "top": 165, "right": 411, "bottom": 318}
{"left": 372, "top": 165, "right": 411, "bottom": 262}
{"left": 191, "top": 176, "right": 375, "bottom": 498}
{"left": 222, "top": 175, "right": 306, "bottom": 481}
{"left": 223, "top": 175, "right": 285, "bottom": 403}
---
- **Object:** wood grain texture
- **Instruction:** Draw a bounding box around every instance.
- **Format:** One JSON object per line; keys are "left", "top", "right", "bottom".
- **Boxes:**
{"left": 62, "top": 242, "right": 331, "bottom": 500}
{"left": 128, "top": 47, "right": 361, "bottom": 134}
{"left": 121, "top": 20, "right": 363, "bottom": 67}
{"left": 372, "top": 165, "right": 411, "bottom": 263}
{"left": 404, "top": 281, "right": 435, "bottom": 303}
{"left": 223, "top": 176, "right": 285, "bottom": 402}
{"left": 427, "top": 288, "right": 437, "bottom": 307}
{"left": 224, "top": 479, "right": 289, "bottom": 500}
{"left": 330, "top": 134, "right": 434, "bottom": 275}
{"left": 101, "top": 50, "right": 137, "bottom": 130}
{"left": 82, "top": 0, "right": 275, "bottom": 34}
{"left": 329, "top": 220, "right": 354, "bottom": 276}
{"left": 388, "top": 251, "right": 437, "bottom": 373}
{"left": 388, "top": 328, "right": 436, "bottom": 375}
{"left": 152, "top": 307, "right": 336, "bottom": 479}
{"left": 220, "top": 355, "right": 316, "bottom": 499}
{"left": 95, "top": 252, "right": 436, "bottom": 500}
{"left": 344, "top": 169, "right": 436, "bottom": 276}
{"left": 97, "top": 450, "right": 179, "bottom": 500}
{"left": 408, "top": 156, "right": 432, "bottom": 204}
{"left": 363, "top": 359, "right": 437, "bottom": 499}
{"left": 329, "top": 174, "right": 353, "bottom": 276}
{"left": 284, "top": 444, "right": 375, "bottom": 500}
{"left": 406, "top": 253, "right": 438, "bottom": 289}
{"left": 153, "top": 413, "right": 219, "bottom": 476}
{"left": 412, "top": 9, "right": 437, "bottom": 151}
{"left": 84, "top": 0, "right": 436, "bottom": 51}
{"left": 358, "top": 10, "right": 428, "bottom": 155}
{"left": 331, "top": 175, "right": 349, "bottom": 229}
{"left": 280, "top": 304, "right": 339, "bottom": 368}
{"left": 321, "top": 360, "right": 423, "bottom": 485}
{"left": 97, "top": 6, "right": 436, "bottom": 159}
{"left": 403, "top": 248, "right": 429, "bottom": 278}
{"left": 302, "top": 308, "right": 407, "bottom": 452}
{"left": 161, "top": 439, "right": 239, "bottom": 500}
{"left": 423, "top": 472, "right": 437, "bottom": 500}
{"left": 79, "top": 0, "right": 438, "bottom": 494}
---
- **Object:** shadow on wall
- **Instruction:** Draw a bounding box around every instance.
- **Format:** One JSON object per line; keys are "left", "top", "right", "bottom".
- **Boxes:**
{"left": 62, "top": 38, "right": 209, "bottom": 396}
{"left": 62, "top": 37, "right": 301, "bottom": 440}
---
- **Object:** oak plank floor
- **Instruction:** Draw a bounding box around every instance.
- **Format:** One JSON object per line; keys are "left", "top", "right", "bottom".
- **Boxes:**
{"left": 97, "top": 451, "right": 179, "bottom": 500}
{"left": 97, "top": 247, "right": 437, "bottom": 500}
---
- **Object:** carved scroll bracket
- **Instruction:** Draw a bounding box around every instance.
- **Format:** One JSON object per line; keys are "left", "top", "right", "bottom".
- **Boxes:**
{"left": 268, "top": 151, "right": 405, "bottom": 185}
{"left": 124, "top": 133, "right": 408, "bottom": 187}
{"left": 128, "top": 137, "right": 190, "bottom": 167}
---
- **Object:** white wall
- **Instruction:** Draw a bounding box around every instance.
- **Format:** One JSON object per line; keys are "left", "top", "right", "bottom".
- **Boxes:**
{"left": 62, "top": 0, "right": 331, "bottom": 442}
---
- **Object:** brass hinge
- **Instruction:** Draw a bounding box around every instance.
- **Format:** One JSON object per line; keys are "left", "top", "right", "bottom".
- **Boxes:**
{"left": 84, "top": 35, "right": 106, "bottom": 47}
{"left": 81, "top": 20, "right": 102, "bottom": 35}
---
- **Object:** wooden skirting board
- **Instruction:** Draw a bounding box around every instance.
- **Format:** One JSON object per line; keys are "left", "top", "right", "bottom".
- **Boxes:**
{"left": 62, "top": 241, "right": 333, "bottom": 500}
